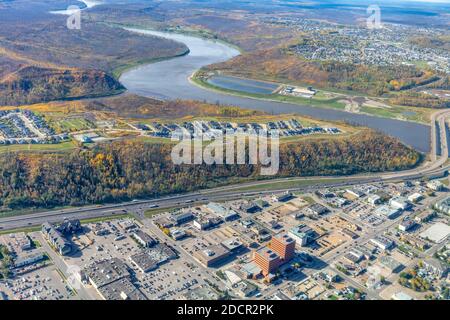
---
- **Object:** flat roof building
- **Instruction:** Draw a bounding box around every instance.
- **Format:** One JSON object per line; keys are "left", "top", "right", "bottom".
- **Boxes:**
{"left": 289, "top": 225, "right": 316, "bottom": 247}
{"left": 129, "top": 252, "right": 159, "bottom": 273}
{"left": 171, "top": 211, "right": 195, "bottom": 226}
{"left": 97, "top": 277, "right": 147, "bottom": 300}
{"left": 84, "top": 258, "right": 130, "bottom": 289}
{"left": 419, "top": 222, "right": 450, "bottom": 243}
{"left": 375, "top": 205, "right": 401, "bottom": 219}
{"left": 370, "top": 235, "right": 394, "bottom": 251}
{"left": 14, "top": 251, "right": 45, "bottom": 269}
{"left": 379, "top": 256, "right": 404, "bottom": 273}
{"left": 272, "top": 192, "right": 294, "bottom": 203}
{"left": 253, "top": 247, "right": 281, "bottom": 276}
{"left": 132, "top": 230, "right": 156, "bottom": 248}
{"left": 389, "top": 197, "right": 412, "bottom": 211}
{"left": 270, "top": 234, "right": 296, "bottom": 262}
{"left": 434, "top": 197, "right": 450, "bottom": 215}
{"left": 193, "top": 244, "right": 231, "bottom": 268}
{"left": 399, "top": 219, "right": 416, "bottom": 232}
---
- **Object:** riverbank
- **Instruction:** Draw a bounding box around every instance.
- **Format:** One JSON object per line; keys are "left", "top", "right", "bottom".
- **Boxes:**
{"left": 191, "top": 72, "right": 433, "bottom": 125}
{"left": 119, "top": 28, "right": 431, "bottom": 152}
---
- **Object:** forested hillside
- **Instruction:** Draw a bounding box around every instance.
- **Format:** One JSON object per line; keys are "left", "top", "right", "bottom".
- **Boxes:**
{"left": 0, "top": 3, "right": 188, "bottom": 105}
{"left": 0, "top": 131, "right": 420, "bottom": 210}
{"left": 0, "top": 66, "right": 124, "bottom": 106}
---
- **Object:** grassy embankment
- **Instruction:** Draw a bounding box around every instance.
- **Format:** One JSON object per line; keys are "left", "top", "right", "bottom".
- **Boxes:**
{"left": 191, "top": 73, "right": 433, "bottom": 124}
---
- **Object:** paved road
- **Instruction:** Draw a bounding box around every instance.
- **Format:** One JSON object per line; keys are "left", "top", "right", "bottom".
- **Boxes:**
{"left": 1, "top": 110, "right": 449, "bottom": 231}
{"left": 34, "top": 233, "right": 96, "bottom": 300}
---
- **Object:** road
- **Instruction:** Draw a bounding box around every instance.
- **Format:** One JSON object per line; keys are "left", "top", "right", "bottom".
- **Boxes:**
{"left": 33, "top": 233, "right": 96, "bottom": 300}
{"left": 0, "top": 110, "right": 449, "bottom": 231}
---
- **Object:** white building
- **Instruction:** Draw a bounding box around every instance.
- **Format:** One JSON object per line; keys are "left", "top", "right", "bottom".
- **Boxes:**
{"left": 427, "top": 180, "right": 445, "bottom": 191}
{"left": 398, "top": 219, "right": 416, "bottom": 232}
{"left": 389, "top": 197, "right": 411, "bottom": 211}
{"left": 407, "top": 193, "right": 423, "bottom": 203}
{"left": 370, "top": 236, "right": 394, "bottom": 251}
{"left": 368, "top": 194, "right": 381, "bottom": 205}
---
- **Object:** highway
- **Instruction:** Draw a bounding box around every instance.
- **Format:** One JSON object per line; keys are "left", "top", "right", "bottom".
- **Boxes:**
{"left": 0, "top": 110, "right": 449, "bottom": 232}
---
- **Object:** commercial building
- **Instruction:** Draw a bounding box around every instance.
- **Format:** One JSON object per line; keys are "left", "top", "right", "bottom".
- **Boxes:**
{"left": 370, "top": 236, "right": 394, "bottom": 251}
{"left": 83, "top": 258, "right": 146, "bottom": 300}
{"left": 0, "top": 232, "right": 31, "bottom": 254}
{"left": 84, "top": 258, "right": 130, "bottom": 289}
{"left": 414, "top": 210, "right": 437, "bottom": 223}
{"left": 407, "top": 193, "right": 423, "bottom": 203}
{"left": 130, "top": 244, "right": 179, "bottom": 274}
{"left": 389, "top": 197, "right": 412, "bottom": 211}
{"left": 205, "top": 202, "right": 239, "bottom": 221}
{"left": 241, "top": 203, "right": 262, "bottom": 214}
{"left": 193, "top": 217, "right": 221, "bottom": 230}
{"left": 347, "top": 249, "right": 364, "bottom": 263}
{"left": 193, "top": 244, "right": 231, "bottom": 267}
{"left": 171, "top": 211, "right": 195, "bottom": 225}
{"left": 132, "top": 230, "right": 156, "bottom": 248}
{"left": 422, "top": 259, "right": 448, "bottom": 279}
{"left": 97, "top": 277, "right": 147, "bottom": 300}
{"left": 193, "top": 218, "right": 212, "bottom": 230}
{"left": 170, "top": 229, "right": 187, "bottom": 241}
{"left": 427, "top": 180, "right": 445, "bottom": 191}
{"left": 129, "top": 252, "right": 159, "bottom": 273}
{"left": 378, "top": 256, "right": 404, "bottom": 273}
{"left": 419, "top": 222, "right": 450, "bottom": 243}
{"left": 272, "top": 192, "right": 294, "bottom": 203}
{"left": 374, "top": 205, "right": 401, "bottom": 219}
{"left": 253, "top": 247, "right": 281, "bottom": 276}
{"left": 221, "top": 238, "right": 244, "bottom": 252}
{"left": 398, "top": 219, "right": 417, "bottom": 232}
{"left": 344, "top": 189, "right": 365, "bottom": 200}
{"left": 13, "top": 251, "right": 45, "bottom": 268}
{"left": 434, "top": 197, "right": 450, "bottom": 215}
{"left": 368, "top": 194, "right": 381, "bottom": 205}
{"left": 118, "top": 219, "right": 137, "bottom": 231}
{"left": 307, "top": 204, "right": 330, "bottom": 216}
{"left": 41, "top": 222, "right": 72, "bottom": 256}
{"left": 270, "top": 234, "right": 296, "bottom": 261}
{"left": 289, "top": 225, "right": 315, "bottom": 247}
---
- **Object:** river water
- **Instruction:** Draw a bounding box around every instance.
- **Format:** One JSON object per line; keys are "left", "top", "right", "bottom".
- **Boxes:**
{"left": 119, "top": 29, "right": 430, "bottom": 152}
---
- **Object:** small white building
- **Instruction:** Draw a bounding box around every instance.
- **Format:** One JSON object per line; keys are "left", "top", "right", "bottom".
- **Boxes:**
{"left": 389, "top": 197, "right": 411, "bottom": 211}
{"left": 370, "top": 236, "right": 394, "bottom": 251}
{"left": 407, "top": 193, "right": 423, "bottom": 203}
{"left": 368, "top": 194, "right": 381, "bottom": 205}
{"left": 427, "top": 180, "right": 445, "bottom": 191}
{"left": 398, "top": 219, "right": 416, "bottom": 232}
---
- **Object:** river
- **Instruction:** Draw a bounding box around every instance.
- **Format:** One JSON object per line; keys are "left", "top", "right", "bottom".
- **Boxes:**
{"left": 119, "top": 28, "right": 430, "bottom": 153}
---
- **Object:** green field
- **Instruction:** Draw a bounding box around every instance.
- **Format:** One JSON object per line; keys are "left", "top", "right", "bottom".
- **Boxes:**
{"left": 192, "top": 76, "right": 347, "bottom": 110}
{"left": 0, "top": 141, "right": 77, "bottom": 154}
{"left": 192, "top": 75, "right": 432, "bottom": 124}
{"left": 54, "top": 118, "right": 94, "bottom": 132}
